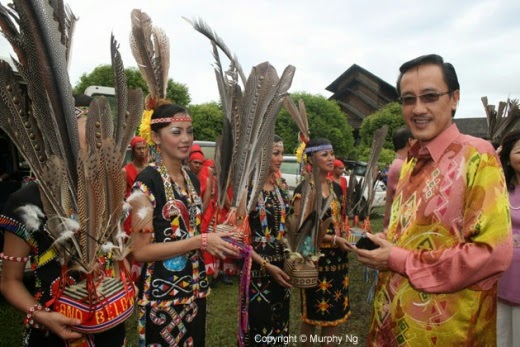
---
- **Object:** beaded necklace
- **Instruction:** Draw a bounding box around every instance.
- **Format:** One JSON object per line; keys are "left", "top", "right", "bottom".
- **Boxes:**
{"left": 325, "top": 179, "right": 342, "bottom": 236}
{"left": 256, "top": 184, "right": 286, "bottom": 242}
{"left": 156, "top": 163, "right": 201, "bottom": 237}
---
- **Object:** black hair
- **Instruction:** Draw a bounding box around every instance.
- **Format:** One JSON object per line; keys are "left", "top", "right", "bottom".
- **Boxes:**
{"left": 392, "top": 127, "right": 414, "bottom": 151}
{"left": 500, "top": 129, "right": 520, "bottom": 191}
{"left": 150, "top": 104, "right": 189, "bottom": 132}
{"left": 274, "top": 134, "right": 283, "bottom": 143}
{"left": 396, "top": 54, "right": 460, "bottom": 117}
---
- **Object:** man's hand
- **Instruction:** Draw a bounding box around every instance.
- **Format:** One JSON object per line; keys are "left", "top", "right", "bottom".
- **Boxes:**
{"left": 352, "top": 232, "right": 393, "bottom": 271}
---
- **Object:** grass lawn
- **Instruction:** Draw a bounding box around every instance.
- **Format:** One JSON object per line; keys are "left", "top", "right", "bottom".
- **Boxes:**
{"left": 0, "top": 209, "right": 383, "bottom": 346}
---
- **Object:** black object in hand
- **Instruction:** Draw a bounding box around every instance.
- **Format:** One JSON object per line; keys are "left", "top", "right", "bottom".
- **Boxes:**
{"left": 355, "top": 236, "right": 379, "bottom": 250}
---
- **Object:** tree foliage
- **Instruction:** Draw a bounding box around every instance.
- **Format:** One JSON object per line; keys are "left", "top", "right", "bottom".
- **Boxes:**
{"left": 188, "top": 102, "right": 224, "bottom": 141}
{"left": 73, "top": 65, "right": 191, "bottom": 106}
{"left": 359, "top": 102, "right": 405, "bottom": 149}
{"left": 357, "top": 102, "right": 405, "bottom": 165}
{"left": 276, "top": 92, "right": 354, "bottom": 157}
{"left": 167, "top": 79, "right": 191, "bottom": 107}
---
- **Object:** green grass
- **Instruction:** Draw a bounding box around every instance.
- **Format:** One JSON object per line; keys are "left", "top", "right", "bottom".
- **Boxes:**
{"left": 0, "top": 209, "right": 383, "bottom": 346}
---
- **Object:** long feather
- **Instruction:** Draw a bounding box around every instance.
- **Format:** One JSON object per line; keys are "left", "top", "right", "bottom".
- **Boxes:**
{"left": 359, "top": 125, "right": 387, "bottom": 216}
{"left": 129, "top": 9, "right": 169, "bottom": 99}
{"left": 111, "top": 34, "right": 129, "bottom": 151}
{"left": 0, "top": 1, "right": 78, "bottom": 197}
{"left": 184, "top": 17, "right": 246, "bottom": 85}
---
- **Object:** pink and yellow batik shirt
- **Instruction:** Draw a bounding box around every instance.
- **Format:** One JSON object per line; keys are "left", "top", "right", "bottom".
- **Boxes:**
{"left": 369, "top": 123, "right": 513, "bottom": 346}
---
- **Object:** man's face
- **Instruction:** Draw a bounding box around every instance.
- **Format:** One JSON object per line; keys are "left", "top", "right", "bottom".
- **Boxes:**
{"left": 133, "top": 142, "right": 148, "bottom": 162}
{"left": 400, "top": 64, "right": 459, "bottom": 143}
{"left": 189, "top": 159, "right": 204, "bottom": 174}
{"left": 333, "top": 166, "right": 344, "bottom": 177}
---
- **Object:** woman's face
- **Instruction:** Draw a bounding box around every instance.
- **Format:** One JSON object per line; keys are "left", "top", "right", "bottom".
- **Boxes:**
{"left": 270, "top": 144, "right": 284, "bottom": 173}
{"left": 311, "top": 149, "right": 335, "bottom": 173}
{"left": 152, "top": 113, "right": 193, "bottom": 161}
{"left": 509, "top": 139, "right": 520, "bottom": 175}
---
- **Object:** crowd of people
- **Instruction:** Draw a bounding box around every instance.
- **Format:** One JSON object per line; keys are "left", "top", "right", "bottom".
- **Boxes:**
{"left": 0, "top": 34, "right": 518, "bottom": 347}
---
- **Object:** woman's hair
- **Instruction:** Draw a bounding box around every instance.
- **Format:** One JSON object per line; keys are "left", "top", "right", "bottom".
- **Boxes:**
{"left": 150, "top": 104, "right": 189, "bottom": 132}
{"left": 274, "top": 134, "right": 283, "bottom": 143}
{"left": 500, "top": 130, "right": 520, "bottom": 191}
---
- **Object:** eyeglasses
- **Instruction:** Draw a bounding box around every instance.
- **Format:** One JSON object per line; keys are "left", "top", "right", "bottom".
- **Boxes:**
{"left": 398, "top": 91, "right": 451, "bottom": 106}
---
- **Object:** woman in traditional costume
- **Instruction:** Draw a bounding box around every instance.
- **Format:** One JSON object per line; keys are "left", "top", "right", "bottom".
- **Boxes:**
{"left": 291, "top": 138, "right": 352, "bottom": 346}
{"left": 244, "top": 135, "right": 292, "bottom": 346}
{"left": 130, "top": 103, "right": 238, "bottom": 346}
{"left": 0, "top": 96, "right": 127, "bottom": 347}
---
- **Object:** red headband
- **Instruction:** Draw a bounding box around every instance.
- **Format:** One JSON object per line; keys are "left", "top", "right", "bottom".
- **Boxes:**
{"left": 151, "top": 114, "right": 192, "bottom": 124}
{"left": 130, "top": 136, "right": 146, "bottom": 149}
{"left": 334, "top": 159, "right": 344, "bottom": 168}
{"left": 189, "top": 151, "right": 204, "bottom": 162}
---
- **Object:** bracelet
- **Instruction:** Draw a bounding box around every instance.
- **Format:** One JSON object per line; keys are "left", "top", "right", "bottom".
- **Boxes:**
{"left": 332, "top": 235, "right": 337, "bottom": 246}
{"left": 200, "top": 233, "right": 208, "bottom": 251}
{"left": 0, "top": 252, "right": 29, "bottom": 263}
{"left": 260, "top": 259, "right": 269, "bottom": 271}
{"left": 23, "top": 303, "right": 50, "bottom": 330}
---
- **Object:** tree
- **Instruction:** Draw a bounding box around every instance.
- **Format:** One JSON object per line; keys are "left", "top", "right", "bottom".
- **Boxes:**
{"left": 73, "top": 65, "right": 191, "bottom": 106}
{"left": 188, "top": 102, "right": 224, "bottom": 141}
{"left": 357, "top": 102, "right": 405, "bottom": 165}
{"left": 276, "top": 92, "right": 354, "bottom": 158}
{"left": 167, "top": 79, "right": 191, "bottom": 107}
{"left": 359, "top": 102, "right": 405, "bottom": 149}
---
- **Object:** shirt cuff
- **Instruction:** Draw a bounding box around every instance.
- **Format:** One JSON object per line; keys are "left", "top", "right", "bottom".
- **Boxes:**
{"left": 388, "top": 246, "right": 408, "bottom": 275}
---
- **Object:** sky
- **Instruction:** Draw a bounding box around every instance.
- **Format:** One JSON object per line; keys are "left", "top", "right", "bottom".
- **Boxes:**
{"left": 1, "top": 0, "right": 520, "bottom": 119}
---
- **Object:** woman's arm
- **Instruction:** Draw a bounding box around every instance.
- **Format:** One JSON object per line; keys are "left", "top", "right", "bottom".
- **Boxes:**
{"left": 250, "top": 250, "right": 292, "bottom": 288}
{"left": 0, "top": 233, "right": 82, "bottom": 340}
{"left": 131, "top": 231, "right": 240, "bottom": 263}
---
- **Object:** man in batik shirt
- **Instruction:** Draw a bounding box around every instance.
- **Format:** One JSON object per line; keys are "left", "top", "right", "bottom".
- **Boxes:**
{"left": 353, "top": 54, "right": 513, "bottom": 346}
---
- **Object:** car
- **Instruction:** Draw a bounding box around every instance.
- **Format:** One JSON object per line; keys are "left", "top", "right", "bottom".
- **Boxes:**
{"left": 279, "top": 155, "right": 301, "bottom": 197}
{"left": 194, "top": 140, "right": 216, "bottom": 160}
{"left": 341, "top": 160, "right": 386, "bottom": 208}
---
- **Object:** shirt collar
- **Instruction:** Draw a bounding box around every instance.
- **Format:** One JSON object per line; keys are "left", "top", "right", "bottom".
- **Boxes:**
{"left": 408, "top": 123, "right": 460, "bottom": 164}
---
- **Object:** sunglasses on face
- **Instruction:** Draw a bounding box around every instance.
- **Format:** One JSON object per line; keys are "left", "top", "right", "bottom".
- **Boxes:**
{"left": 398, "top": 91, "right": 451, "bottom": 106}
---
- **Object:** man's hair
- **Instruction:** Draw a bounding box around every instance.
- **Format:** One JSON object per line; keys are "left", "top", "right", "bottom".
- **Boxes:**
{"left": 396, "top": 54, "right": 460, "bottom": 117}
{"left": 392, "top": 127, "right": 414, "bottom": 151}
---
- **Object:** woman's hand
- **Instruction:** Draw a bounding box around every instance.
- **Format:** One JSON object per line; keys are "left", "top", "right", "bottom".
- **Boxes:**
{"left": 265, "top": 264, "right": 293, "bottom": 288}
{"left": 34, "top": 310, "right": 83, "bottom": 340}
{"left": 335, "top": 236, "right": 353, "bottom": 252}
{"left": 205, "top": 232, "right": 240, "bottom": 258}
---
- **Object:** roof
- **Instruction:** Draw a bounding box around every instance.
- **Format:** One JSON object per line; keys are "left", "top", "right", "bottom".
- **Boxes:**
{"left": 453, "top": 118, "right": 488, "bottom": 139}
{"left": 326, "top": 64, "right": 397, "bottom": 97}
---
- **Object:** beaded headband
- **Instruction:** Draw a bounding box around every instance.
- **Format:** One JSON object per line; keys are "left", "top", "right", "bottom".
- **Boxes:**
{"left": 273, "top": 141, "right": 284, "bottom": 147}
{"left": 150, "top": 115, "right": 192, "bottom": 124}
{"left": 304, "top": 144, "right": 333, "bottom": 154}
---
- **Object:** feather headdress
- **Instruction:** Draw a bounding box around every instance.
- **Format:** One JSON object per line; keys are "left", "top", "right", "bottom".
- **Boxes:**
{"left": 0, "top": 1, "right": 143, "bottom": 273}
{"left": 282, "top": 97, "right": 328, "bottom": 257}
{"left": 185, "top": 18, "right": 296, "bottom": 219}
{"left": 346, "top": 125, "right": 388, "bottom": 220}
{"left": 129, "top": 9, "right": 170, "bottom": 107}
{"left": 482, "top": 97, "right": 520, "bottom": 145}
